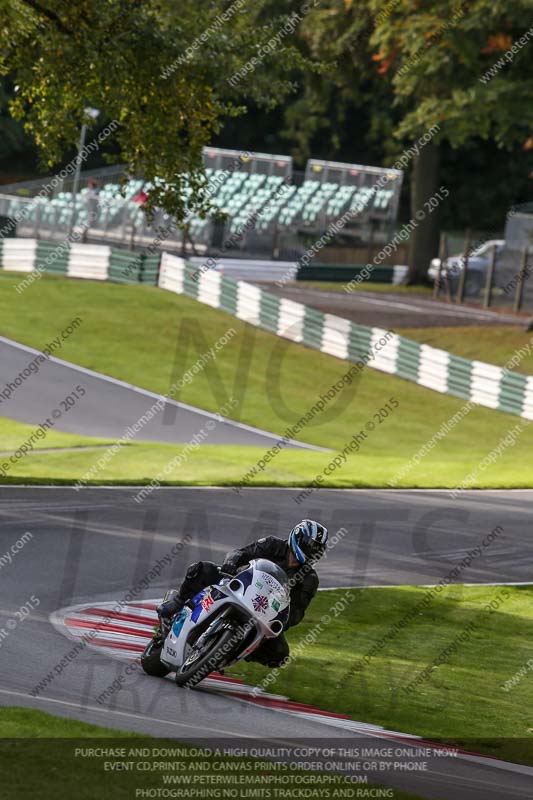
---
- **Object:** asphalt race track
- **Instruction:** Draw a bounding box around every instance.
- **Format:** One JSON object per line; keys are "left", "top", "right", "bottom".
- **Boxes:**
{"left": 0, "top": 486, "right": 532, "bottom": 799}
{"left": 260, "top": 284, "right": 523, "bottom": 329}
{"left": 0, "top": 337, "right": 323, "bottom": 449}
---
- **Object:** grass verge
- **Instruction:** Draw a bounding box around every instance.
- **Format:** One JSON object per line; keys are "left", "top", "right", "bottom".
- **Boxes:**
{"left": 1, "top": 272, "right": 533, "bottom": 488}
{"left": 0, "top": 416, "right": 114, "bottom": 454}
{"left": 2, "top": 430, "right": 533, "bottom": 488}
{"left": 0, "top": 708, "right": 422, "bottom": 799}
{"left": 229, "top": 585, "right": 533, "bottom": 765}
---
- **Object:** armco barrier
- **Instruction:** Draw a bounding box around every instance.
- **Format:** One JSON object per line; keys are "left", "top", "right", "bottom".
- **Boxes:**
{"left": 108, "top": 249, "right": 162, "bottom": 284}
{"left": 297, "top": 263, "right": 408, "bottom": 284}
{"left": 1, "top": 240, "right": 532, "bottom": 420}
{"left": 0, "top": 237, "right": 162, "bottom": 284}
{"left": 68, "top": 243, "right": 111, "bottom": 281}
{"left": 159, "top": 253, "right": 533, "bottom": 420}
{"left": 0, "top": 237, "right": 38, "bottom": 272}
{"left": 36, "top": 239, "right": 70, "bottom": 275}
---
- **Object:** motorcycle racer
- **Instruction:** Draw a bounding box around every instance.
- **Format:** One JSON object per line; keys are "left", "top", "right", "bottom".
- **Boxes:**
{"left": 157, "top": 519, "right": 328, "bottom": 668}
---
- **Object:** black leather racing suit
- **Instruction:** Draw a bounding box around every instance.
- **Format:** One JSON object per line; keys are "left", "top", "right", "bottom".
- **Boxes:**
{"left": 172, "top": 536, "right": 319, "bottom": 667}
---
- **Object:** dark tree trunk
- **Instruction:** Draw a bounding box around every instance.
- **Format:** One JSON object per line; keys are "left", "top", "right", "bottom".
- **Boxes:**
{"left": 406, "top": 143, "right": 441, "bottom": 284}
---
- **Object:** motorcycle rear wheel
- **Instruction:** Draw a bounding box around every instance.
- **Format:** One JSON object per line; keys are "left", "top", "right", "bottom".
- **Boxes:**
{"left": 141, "top": 638, "right": 172, "bottom": 677}
{"left": 175, "top": 626, "right": 242, "bottom": 688}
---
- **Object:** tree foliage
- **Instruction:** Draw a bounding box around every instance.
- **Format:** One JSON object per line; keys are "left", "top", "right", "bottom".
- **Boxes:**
{"left": 0, "top": 0, "right": 309, "bottom": 217}
{"left": 364, "top": 0, "right": 533, "bottom": 279}
{"left": 370, "top": 0, "right": 533, "bottom": 147}
{"left": 283, "top": 1, "right": 399, "bottom": 164}
{"left": 0, "top": 77, "right": 34, "bottom": 163}
{"left": 1, "top": 0, "right": 533, "bottom": 277}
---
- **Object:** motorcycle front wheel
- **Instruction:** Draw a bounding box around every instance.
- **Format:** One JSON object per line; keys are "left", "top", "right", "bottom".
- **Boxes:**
{"left": 175, "top": 626, "right": 243, "bottom": 688}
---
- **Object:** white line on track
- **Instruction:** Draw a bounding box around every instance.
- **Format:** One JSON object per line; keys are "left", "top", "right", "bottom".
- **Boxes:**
{"left": 0, "top": 687, "right": 263, "bottom": 738}
{"left": 2, "top": 485, "right": 531, "bottom": 492}
{"left": 0, "top": 336, "right": 327, "bottom": 452}
{"left": 15, "top": 597, "right": 533, "bottom": 779}
{"left": 0, "top": 484, "right": 533, "bottom": 490}
{"left": 0, "top": 446, "right": 111, "bottom": 456}
{"left": 319, "top": 582, "right": 533, "bottom": 590}
{"left": 4, "top": 687, "right": 533, "bottom": 781}
{"left": 335, "top": 291, "right": 520, "bottom": 322}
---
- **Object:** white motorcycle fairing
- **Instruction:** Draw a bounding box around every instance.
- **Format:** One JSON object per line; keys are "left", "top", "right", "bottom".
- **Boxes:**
{"left": 160, "top": 558, "right": 290, "bottom": 673}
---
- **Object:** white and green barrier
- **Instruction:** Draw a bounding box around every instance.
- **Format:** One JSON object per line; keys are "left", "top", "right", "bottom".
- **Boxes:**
{"left": 159, "top": 253, "right": 533, "bottom": 421}
{"left": 0, "top": 237, "right": 160, "bottom": 284}
{"left": 1, "top": 238, "right": 532, "bottom": 420}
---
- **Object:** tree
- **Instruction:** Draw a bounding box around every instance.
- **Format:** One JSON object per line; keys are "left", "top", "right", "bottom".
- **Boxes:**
{"left": 289, "top": 0, "right": 533, "bottom": 282}
{"left": 283, "top": 2, "right": 399, "bottom": 166}
{"left": 0, "top": 0, "right": 309, "bottom": 218}
{"left": 370, "top": 0, "right": 533, "bottom": 282}
{"left": 0, "top": 78, "right": 34, "bottom": 166}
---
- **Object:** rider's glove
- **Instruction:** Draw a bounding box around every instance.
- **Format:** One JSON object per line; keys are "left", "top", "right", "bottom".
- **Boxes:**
{"left": 221, "top": 559, "right": 239, "bottom": 576}
{"left": 157, "top": 597, "right": 183, "bottom": 619}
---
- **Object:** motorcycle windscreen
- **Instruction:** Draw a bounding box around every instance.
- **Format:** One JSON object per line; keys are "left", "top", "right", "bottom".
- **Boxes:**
{"left": 253, "top": 559, "right": 289, "bottom": 592}
{"left": 246, "top": 559, "right": 290, "bottom": 622}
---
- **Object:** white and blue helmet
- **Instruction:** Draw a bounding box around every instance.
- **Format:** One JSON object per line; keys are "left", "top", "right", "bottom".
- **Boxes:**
{"left": 289, "top": 519, "right": 328, "bottom": 564}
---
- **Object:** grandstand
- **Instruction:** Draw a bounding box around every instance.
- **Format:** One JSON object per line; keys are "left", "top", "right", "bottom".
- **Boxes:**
{"left": 0, "top": 147, "right": 403, "bottom": 260}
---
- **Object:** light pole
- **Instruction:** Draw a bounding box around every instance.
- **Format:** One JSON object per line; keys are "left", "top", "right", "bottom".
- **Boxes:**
{"left": 70, "top": 106, "right": 100, "bottom": 233}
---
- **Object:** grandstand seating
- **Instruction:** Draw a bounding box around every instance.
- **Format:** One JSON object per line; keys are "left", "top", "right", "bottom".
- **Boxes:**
{"left": 1, "top": 148, "right": 403, "bottom": 253}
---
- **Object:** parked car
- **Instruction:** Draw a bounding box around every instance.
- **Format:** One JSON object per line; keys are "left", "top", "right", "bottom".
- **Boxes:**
{"left": 428, "top": 239, "right": 505, "bottom": 295}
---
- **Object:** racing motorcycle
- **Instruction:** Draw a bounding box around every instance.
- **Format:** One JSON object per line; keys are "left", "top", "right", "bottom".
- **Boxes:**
{"left": 141, "top": 559, "right": 290, "bottom": 688}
